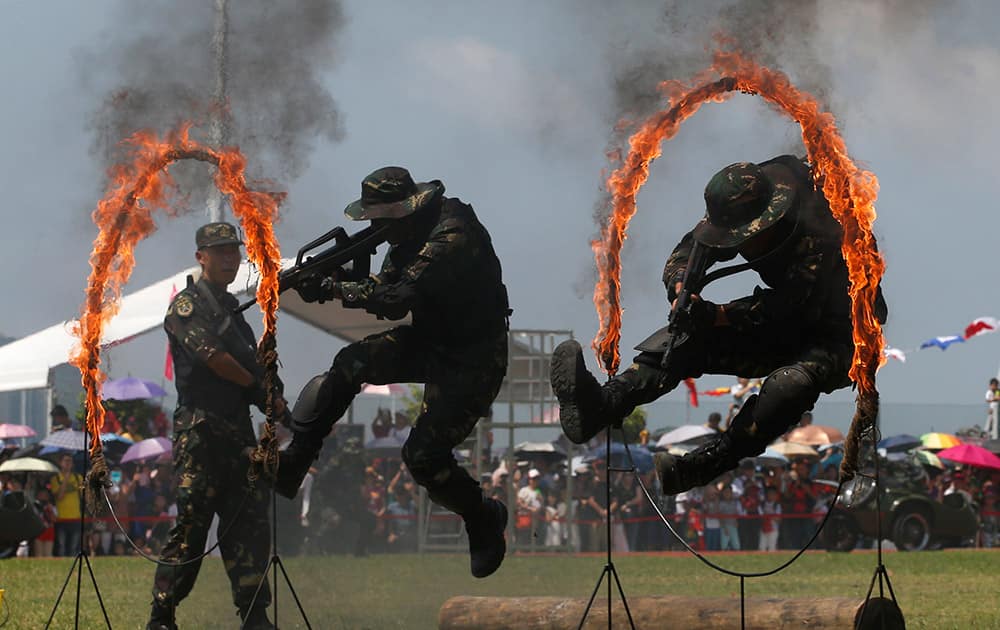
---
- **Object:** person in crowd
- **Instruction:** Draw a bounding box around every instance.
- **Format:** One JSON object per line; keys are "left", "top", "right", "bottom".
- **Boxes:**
{"left": 704, "top": 412, "right": 723, "bottom": 434}
{"left": 278, "top": 167, "right": 511, "bottom": 578}
{"left": 702, "top": 484, "right": 721, "bottom": 551}
{"left": 121, "top": 417, "right": 144, "bottom": 443}
{"left": 985, "top": 378, "right": 1000, "bottom": 440}
{"left": 783, "top": 468, "right": 815, "bottom": 549}
{"left": 146, "top": 222, "right": 284, "bottom": 630}
{"left": 516, "top": 469, "right": 544, "bottom": 546}
{"left": 32, "top": 487, "right": 57, "bottom": 557}
{"left": 738, "top": 482, "right": 762, "bottom": 551}
{"left": 544, "top": 490, "right": 567, "bottom": 548}
{"left": 550, "top": 155, "right": 887, "bottom": 496}
{"left": 717, "top": 484, "right": 742, "bottom": 551}
{"left": 980, "top": 491, "right": 998, "bottom": 548}
{"left": 759, "top": 485, "right": 782, "bottom": 551}
{"left": 50, "top": 453, "right": 83, "bottom": 557}
{"left": 50, "top": 405, "right": 76, "bottom": 432}
{"left": 385, "top": 486, "right": 417, "bottom": 552}
{"left": 727, "top": 377, "right": 761, "bottom": 428}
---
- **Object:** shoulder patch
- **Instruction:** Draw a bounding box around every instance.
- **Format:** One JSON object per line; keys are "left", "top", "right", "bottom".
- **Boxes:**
{"left": 174, "top": 294, "right": 195, "bottom": 318}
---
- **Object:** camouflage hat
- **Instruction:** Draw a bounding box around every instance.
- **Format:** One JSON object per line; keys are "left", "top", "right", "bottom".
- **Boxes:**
{"left": 195, "top": 222, "right": 243, "bottom": 249}
{"left": 692, "top": 161, "right": 797, "bottom": 248}
{"left": 344, "top": 166, "right": 444, "bottom": 221}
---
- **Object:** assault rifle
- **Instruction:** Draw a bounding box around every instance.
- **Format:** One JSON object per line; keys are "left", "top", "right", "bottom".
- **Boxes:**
{"left": 237, "top": 223, "right": 391, "bottom": 313}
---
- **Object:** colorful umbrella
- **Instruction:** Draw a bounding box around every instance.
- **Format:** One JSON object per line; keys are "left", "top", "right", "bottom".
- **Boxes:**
{"left": 913, "top": 450, "right": 944, "bottom": 470}
{"left": 119, "top": 437, "right": 172, "bottom": 464}
{"left": 936, "top": 444, "right": 1000, "bottom": 471}
{"left": 784, "top": 424, "right": 844, "bottom": 446}
{"left": 0, "top": 457, "right": 59, "bottom": 474}
{"left": 584, "top": 442, "right": 654, "bottom": 473}
{"left": 39, "top": 430, "right": 130, "bottom": 452}
{"left": 0, "top": 423, "right": 37, "bottom": 439}
{"left": 921, "top": 432, "right": 962, "bottom": 450}
{"left": 102, "top": 377, "right": 167, "bottom": 400}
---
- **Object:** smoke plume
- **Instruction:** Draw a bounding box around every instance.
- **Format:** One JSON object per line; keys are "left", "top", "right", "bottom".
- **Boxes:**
{"left": 83, "top": 0, "right": 345, "bottom": 207}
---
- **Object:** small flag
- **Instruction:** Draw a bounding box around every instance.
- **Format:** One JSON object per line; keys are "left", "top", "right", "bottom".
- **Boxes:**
{"left": 683, "top": 378, "right": 698, "bottom": 407}
{"left": 163, "top": 284, "right": 177, "bottom": 381}
{"left": 883, "top": 347, "right": 906, "bottom": 362}
{"left": 700, "top": 386, "right": 732, "bottom": 396}
{"left": 919, "top": 335, "right": 965, "bottom": 351}
{"left": 964, "top": 317, "right": 999, "bottom": 339}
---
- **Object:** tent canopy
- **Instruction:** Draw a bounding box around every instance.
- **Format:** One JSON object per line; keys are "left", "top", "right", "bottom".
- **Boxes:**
{"left": 0, "top": 260, "right": 404, "bottom": 394}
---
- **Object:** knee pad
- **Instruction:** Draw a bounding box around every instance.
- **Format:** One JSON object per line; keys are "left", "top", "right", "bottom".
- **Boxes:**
{"left": 401, "top": 443, "right": 452, "bottom": 488}
{"left": 751, "top": 365, "right": 820, "bottom": 440}
{"left": 290, "top": 372, "right": 329, "bottom": 433}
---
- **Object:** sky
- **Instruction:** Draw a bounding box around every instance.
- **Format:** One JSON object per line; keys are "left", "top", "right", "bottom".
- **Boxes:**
{"left": 2, "top": 0, "right": 999, "bottom": 439}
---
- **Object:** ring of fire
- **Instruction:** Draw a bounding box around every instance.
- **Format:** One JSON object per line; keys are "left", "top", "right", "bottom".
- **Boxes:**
{"left": 592, "top": 50, "right": 885, "bottom": 479}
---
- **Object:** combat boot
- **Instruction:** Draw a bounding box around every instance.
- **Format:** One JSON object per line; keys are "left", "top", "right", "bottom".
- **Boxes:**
{"left": 654, "top": 434, "right": 745, "bottom": 496}
{"left": 551, "top": 340, "right": 612, "bottom": 443}
{"left": 146, "top": 602, "right": 177, "bottom": 630}
{"left": 240, "top": 605, "right": 276, "bottom": 630}
{"left": 274, "top": 437, "right": 322, "bottom": 499}
{"left": 464, "top": 497, "right": 508, "bottom": 578}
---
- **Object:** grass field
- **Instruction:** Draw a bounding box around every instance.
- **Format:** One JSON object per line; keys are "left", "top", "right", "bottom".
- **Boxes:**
{"left": 1, "top": 550, "right": 998, "bottom": 629}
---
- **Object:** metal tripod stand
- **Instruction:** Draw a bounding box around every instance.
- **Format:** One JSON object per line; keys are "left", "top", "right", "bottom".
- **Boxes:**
{"left": 576, "top": 426, "right": 635, "bottom": 630}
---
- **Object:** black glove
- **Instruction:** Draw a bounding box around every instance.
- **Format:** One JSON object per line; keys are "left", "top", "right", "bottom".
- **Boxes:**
{"left": 295, "top": 273, "right": 336, "bottom": 304}
{"left": 687, "top": 298, "right": 718, "bottom": 330}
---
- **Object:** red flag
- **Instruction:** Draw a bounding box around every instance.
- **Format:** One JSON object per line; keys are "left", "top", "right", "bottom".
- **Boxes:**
{"left": 684, "top": 378, "right": 698, "bottom": 407}
{"left": 700, "top": 386, "right": 732, "bottom": 397}
{"left": 964, "top": 317, "right": 999, "bottom": 339}
{"left": 163, "top": 284, "right": 177, "bottom": 381}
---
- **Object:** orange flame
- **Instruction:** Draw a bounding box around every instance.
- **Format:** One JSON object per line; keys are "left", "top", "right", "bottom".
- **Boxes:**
{"left": 70, "top": 124, "right": 284, "bottom": 458}
{"left": 593, "top": 49, "right": 885, "bottom": 409}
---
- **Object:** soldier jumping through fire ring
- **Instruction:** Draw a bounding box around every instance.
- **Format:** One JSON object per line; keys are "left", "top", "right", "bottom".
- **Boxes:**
{"left": 276, "top": 166, "right": 512, "bottom": 578}
{"left": 551, "top": 155, "right": 887, "bottom": 496}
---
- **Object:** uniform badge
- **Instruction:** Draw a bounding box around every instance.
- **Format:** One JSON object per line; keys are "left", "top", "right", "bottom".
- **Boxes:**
{"left": 175, "top": 295, "right": 194, "bottom": 318}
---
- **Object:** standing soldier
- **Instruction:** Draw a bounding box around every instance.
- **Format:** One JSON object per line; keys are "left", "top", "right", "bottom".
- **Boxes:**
{"left": 147, "top": 222, "right": 283, "bottom": 630}
{"left": 551, "top": 155, "right": 887, "bottom": 496}
{"left": 277, "top": 167, "right": 511, "bottom": 578}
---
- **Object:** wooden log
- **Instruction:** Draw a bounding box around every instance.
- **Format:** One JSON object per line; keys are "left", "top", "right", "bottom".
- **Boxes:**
{"left": 439, "top": 595, "right": 863, "bottom": 630}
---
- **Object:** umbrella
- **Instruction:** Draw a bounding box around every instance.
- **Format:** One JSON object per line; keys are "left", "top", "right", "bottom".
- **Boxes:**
{"left": 102, "top": 377, "right": 167, "bottom": 400}
{"left": 0, "top": 423, "right": 36, "bottom": 439}
{"left": 784, "top": 424, "right": 844, "bottom": 446}
{"left": 39, "top": 431, "right": 131, "bottom": 453}
{"left": 0, "top": 457, "right": 59, "bottom": 474}
{"left": 513, "top": 441, "right": 567, "bottom": 462}
{"left": 878, "top": 434, "right": 923, "bottom": 452}
{"left": 584, "top": 442, "right": 654, "bottom": 473}
{"left": 768, "top": 441, "right": 818, "bottom": 458}
{"left": 921, "top": 432, "right": 962, "bottom": 450}
{"left": 936, "top": 444, "right": 1000, "bottom": 470}
{"left": 360, "top": 383, "right": 408, "bottom": 397}
{"left": 120, "top": 437, "right": 172, "bottom": 464}
{"left": 365, "top": 435, "right": 405, "bottom": 450}
{"left": 656, "top": 424, "right": 715, "bottom": 448}
{"left": 754, "top": 447, "right": 789, "bottom": 467}
{"left": 913, "top": 449, "right": 944, "bottom": 470}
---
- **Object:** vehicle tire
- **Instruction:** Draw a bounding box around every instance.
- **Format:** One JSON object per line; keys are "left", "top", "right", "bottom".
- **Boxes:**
{"left": 891, "top": 509, "right": 931, "bottom": 551}
{"left": 821, "top": 512, "right": 859, "bottom": 552}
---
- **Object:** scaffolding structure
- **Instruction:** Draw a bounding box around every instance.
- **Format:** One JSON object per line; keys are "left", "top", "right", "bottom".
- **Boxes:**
{"left": 416, "top": 329, "right": 575, "bottom": 553}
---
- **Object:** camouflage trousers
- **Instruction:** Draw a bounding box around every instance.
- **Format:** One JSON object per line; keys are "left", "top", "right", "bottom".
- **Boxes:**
{"left": 151, "top": 415, "right": 270, "bottom": 616}
{"left": 306, "top": 325, "right": 508, "bottom": 517}
{"left": 611, "top": 323, "right": 854, "bottom": 440}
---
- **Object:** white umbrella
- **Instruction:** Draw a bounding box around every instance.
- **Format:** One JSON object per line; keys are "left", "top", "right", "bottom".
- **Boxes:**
{"left": 0, "top": 457, "right": 59, "bottom": 474}
{"left": 656, "top": 424, "right": 716, "bottom": 448}
{"left": 754, "top": 447, "right": 789, "bottom": 467}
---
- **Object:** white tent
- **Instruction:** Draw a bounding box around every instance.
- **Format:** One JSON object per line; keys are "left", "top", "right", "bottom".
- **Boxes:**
{"left": 0, "top": 260, "right": 402, "bottom": 394}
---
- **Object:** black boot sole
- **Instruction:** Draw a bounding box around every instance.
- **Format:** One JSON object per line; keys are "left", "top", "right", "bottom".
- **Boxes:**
{"left": 551, "top": 340, "right": 600, "bottom": 444}
{"left": 470, "top": 500, "right": 508, "bottom": 579}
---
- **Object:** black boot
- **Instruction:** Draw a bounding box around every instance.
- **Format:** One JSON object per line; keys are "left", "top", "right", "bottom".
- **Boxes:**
{"left": 551, "top": 340, "right": 611, "bottom": 444}
{"left": 464, "top": 497, "right": 508, "bottom": 578}
{"left": 240, "top": 605, "right": 276, "bottom": 630}
{"left": 274, "top": 436, "right": 321, "bottom": 499}
{"left": 146, "top": 602, "right": 177, "bottom": 630}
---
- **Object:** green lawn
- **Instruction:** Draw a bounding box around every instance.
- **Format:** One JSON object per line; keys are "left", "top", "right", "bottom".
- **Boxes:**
{"left": 1, "top": 550, "right": 997, "bottom": 629}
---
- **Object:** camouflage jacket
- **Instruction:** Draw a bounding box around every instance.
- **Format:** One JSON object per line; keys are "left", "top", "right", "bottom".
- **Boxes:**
{"left": 164, "top": 277, "right": 261, "bottom": 435}
{"left": 338, "top": 198, "right": 510, "bottom": 346}
{"left": 662, "top": 157, "right": 887, "bottom": 339}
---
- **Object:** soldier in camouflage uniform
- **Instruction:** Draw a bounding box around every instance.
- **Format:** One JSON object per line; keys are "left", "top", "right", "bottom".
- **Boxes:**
{"left": 278, "top": 166, "right": 511, "bottom": 578}
{"left": 552, "top": 155, "right": 887, "bottom": 496}
{"left": 147, "top": 222, "right": 283, "bottom": 630}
